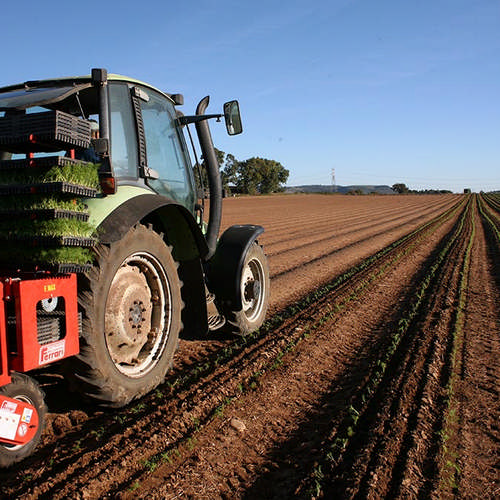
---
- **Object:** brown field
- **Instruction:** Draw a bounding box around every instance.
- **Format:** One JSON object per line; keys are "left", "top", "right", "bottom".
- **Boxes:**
{"left": 1, "top": 193, "right": 499, "bottom": 499}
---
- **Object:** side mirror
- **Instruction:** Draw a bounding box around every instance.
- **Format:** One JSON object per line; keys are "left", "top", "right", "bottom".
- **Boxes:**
{"left": 223, "top": 100, "right": 243, "bottom": 135}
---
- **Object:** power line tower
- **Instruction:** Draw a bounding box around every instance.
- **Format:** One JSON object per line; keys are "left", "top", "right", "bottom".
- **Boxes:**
{"left": 331, "top": 168, "right": 336, "bottom": 193}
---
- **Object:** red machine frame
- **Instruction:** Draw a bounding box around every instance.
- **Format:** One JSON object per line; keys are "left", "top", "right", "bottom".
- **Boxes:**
{"left": 0, "top": 274, "right": 80, "bottom": 384}
{"left": 0, "top": 274, "right": 80, "bottom": 449}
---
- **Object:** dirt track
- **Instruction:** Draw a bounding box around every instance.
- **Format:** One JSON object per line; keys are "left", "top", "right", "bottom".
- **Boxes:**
{"left": 1, "top": 194, "right": 498, "bottom": 499}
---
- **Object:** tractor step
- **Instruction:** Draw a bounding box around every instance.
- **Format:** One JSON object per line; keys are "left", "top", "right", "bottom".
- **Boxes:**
{"left": 206, "top": 291, "right": 226, "bottom": 331}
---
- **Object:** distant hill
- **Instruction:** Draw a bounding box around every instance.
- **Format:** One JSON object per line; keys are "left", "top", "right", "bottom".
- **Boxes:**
{"left": 285, "top": 184, "right": 395, "bottom": 194}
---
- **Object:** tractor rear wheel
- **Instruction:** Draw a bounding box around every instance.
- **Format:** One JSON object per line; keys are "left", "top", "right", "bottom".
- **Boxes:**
{"left": 67, "top": 224, "right": 182, "bottom": 407}
{"left": 0, "top": 373, "right": 46, "bottom": 468}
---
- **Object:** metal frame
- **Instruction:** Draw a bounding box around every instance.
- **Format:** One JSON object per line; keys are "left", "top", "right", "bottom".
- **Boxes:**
{"left": 2, "top": 275, "right": 80, "bottom": 373}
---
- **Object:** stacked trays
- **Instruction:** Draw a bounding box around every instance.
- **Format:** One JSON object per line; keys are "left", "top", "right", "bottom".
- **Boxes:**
{"left": 0, "top": 110, "right": 91, "bottom": 153}
{"left": 0, "top": 111, "right": 100, "bottom": 273}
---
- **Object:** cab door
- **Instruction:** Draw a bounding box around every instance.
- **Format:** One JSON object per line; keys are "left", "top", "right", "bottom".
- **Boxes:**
{"left": 136, "top": 88, "right": 196, "bottom": 211}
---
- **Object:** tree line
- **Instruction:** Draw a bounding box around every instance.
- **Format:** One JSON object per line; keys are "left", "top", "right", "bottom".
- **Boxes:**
{"left": 392, "top": 183, "right": 452, "bottom": 194}
{"left": 195, "top": 149, "right": 289, "bottom": 195}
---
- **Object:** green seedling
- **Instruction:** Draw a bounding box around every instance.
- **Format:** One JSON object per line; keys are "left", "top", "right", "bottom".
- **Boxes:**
{"left": 129, "top": 481, "right": 140, "bottom": 492}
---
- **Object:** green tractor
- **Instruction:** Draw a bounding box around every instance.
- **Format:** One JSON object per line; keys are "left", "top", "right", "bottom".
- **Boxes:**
{"left": 0, "top": 68, "right": 270, "bottom": 412}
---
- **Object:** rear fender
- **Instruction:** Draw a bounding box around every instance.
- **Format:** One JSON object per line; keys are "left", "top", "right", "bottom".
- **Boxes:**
{"left": 97, "top": 194, "right": 209, "bottom": 337}
{"left": 205, "top": 225, "right": 264, "bottom": 310}
{"left": 97, "top": 194, "right": 209, "bottom": 261}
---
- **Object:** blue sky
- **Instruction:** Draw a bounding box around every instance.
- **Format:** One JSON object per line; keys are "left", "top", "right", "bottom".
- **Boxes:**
{"left": 1, "top": 0, "right": 498, "bottom": 192}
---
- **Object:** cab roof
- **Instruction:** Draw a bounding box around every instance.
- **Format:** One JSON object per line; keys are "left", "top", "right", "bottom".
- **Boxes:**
{"left": 0, "top": 72, "right": 177, "bottom": 111}
{"left": 0, "top": 73, "right": 171, "bottom": 97}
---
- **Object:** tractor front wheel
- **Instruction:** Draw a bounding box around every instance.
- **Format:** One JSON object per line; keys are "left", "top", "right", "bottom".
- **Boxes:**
{"left": 223, "top": 243, "right": 270, "bottom": 335}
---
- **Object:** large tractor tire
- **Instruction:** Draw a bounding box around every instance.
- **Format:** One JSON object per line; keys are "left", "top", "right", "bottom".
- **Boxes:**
{"left": 222, "top": 243, "right": 270, "bottom": 335}
{"left": 0, "top": 373, "right": 47, "bottom": 468}
{"left": 67, "top": 224, "right": 182, "bottom": 407}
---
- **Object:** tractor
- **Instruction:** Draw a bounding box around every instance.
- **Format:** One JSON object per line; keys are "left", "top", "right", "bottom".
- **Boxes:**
{"left": 0, "top": 68, "right": 270, "bottom": 466}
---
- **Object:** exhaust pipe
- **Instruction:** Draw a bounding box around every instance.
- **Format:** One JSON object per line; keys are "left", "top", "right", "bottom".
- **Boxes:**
{"left": 195, "top": 96, "right": 222, "bottom": 260}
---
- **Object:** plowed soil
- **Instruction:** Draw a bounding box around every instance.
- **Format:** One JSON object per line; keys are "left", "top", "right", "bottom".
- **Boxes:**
{"left": 1, "top": 194, "right": 498, "bottom": 500}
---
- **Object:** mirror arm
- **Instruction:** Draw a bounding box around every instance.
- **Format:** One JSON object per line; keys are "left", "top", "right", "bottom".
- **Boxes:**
{"left": 177, "top": 114, "right": 222, "bottom": 126}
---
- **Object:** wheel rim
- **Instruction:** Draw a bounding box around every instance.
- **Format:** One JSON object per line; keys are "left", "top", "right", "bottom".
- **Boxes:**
{"left": 2, "top": 395, "right": 34, "bottom": 451}
{"left": 105, "top": 252, "right": 172, "bottom": 378}
{"left": 240, "top": 256, "right": 266, "bottom": 322}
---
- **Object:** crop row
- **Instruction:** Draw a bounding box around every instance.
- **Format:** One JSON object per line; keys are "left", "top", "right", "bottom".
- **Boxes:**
{"left": 479, "top": 194, "right": 500, "bottom": 247}
{"left": 437, "top": 196, "right": 476, "bottom": 494}
{"left": 300, "top": 196, "right": 473, "bottom": 497}
{"left": 481, "top": 192, "right": 500, "bottom": 214}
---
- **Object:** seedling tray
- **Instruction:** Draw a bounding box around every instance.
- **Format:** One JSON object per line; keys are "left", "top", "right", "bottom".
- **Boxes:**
{"left": 0, "top": 262, "right": 92, "bottom": 275}
{"left": 2, "top": 235, "right": 97, "bottom": 247}
{"left": 0, "top": 209, "right": 89, "bottom": 221}
{"left": 0, "top": 182, "right": 98, "bottom": 197}
{"left": 0, "top": 110, "right": 91, "bottom": 153}
{"left": 0, "top": 155, "right": 92, "bottom": 171}
{"left": 51, "top": 263, "right": 92, "bottom": 274}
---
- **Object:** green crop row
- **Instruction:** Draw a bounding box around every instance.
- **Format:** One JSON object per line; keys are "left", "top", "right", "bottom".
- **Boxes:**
{"left": 437, "top": 196, "right": 476, "bottom": 495}
{"left": 481, "top": 192, "right": 500, "bottom": 214}
{"left": 120, "top": 199, "right": 467, "bottom": 490}
{"left": 478, "top": 194, "right": 500, "bottom": 247}
{"left": 81, "top": 198, "right": 467, "bottom": 495}
{"left": 303, "top": 198, "right": 472, "bottom": 498}
{"left": 164, "top": 198, "right": 466, "bottom": 400}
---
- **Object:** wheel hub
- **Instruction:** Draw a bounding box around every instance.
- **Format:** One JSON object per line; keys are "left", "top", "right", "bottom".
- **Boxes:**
{"left": 129, "top": 301, "right": 145, "bottom": 326}
{"left": 244, "top": 279, "right": 261, "bottom": 303}
{"left": 241, "top": 258, "right": 265, "bottom": 321}
{"left": 105, "top": 264, "right": 155, "bottom": 367}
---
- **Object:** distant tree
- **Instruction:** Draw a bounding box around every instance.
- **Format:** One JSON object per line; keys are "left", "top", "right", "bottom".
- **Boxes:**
{"left": 220, "top": 152, "right": 238, "bottom": 190}
{"left": 195, "top": 148, "right": 237, "bottom": 194}
{"left": 223, "top": 156, "right": 289, "bottom": 194}
{"left": 215, "top": 148, "right": 225, "bottom": 166}
{"left": 193, "top": 160, "right": 206, "bottom": 193}
{"left": 197, "top": 150, "right": 289, "bottom": 195}
{"left": 392, "top": 183, "right": 409, "bottom": 194}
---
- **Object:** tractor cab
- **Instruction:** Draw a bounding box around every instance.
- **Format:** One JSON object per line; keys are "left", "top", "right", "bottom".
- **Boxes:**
{"left": 0, "top": 70, "right": 240, "bottom": 219}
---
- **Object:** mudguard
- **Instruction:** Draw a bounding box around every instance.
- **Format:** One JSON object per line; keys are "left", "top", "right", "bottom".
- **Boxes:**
{"left": 205, "top": 224, "right": 264, "bottom": 309}
{"left": 95, "top": 194, "right": 210, "bottom": 338}
{"left": 97, "top": 194, "right": 209, "bottom": 261}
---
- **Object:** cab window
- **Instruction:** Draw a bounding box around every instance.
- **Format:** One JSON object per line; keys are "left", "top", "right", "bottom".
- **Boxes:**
{"left": 109, "top": 83, "right": 138, "bottom": 179}
{"left": 139, "top": 89, "right": 194, "bottom": 208}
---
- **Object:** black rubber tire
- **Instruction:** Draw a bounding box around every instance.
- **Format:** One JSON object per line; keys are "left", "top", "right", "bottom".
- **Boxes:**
{"left": 65, "top": 224, "right": 182, "bottom": 408}
{"left": 222, "top": 243, "right": 270, "bottom": 335}
{"left": 0, "top": 373, "right": 47, "bottom": 468}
